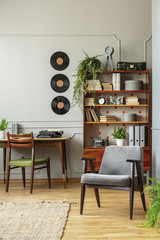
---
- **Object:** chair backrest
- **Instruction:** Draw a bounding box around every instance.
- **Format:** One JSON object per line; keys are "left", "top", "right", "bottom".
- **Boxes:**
{"left": 7, "top": 132, "right": 34, "bottom": 149}
{"left": 99, "top": 146, "right": 142, "bottom": 175}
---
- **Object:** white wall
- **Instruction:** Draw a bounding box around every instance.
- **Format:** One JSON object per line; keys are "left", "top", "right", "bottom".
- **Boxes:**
{"left": 152, "top": 0, "right": 160, "bottom": 178}
{"left": 0, "top": 0, "right": 151, "bottom": 179}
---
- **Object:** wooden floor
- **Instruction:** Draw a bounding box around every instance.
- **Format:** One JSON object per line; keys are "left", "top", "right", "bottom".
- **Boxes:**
{"left": 0, "top": 179, "right": 159, "bottom": 239}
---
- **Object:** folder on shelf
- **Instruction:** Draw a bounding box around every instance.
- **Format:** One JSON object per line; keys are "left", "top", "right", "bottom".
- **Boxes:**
{"left": 135, "top": 126, "right": 140, "bottom": 146}
{"left": 140, "top": 126, "right": 145, "bottom": 147}
{"left": 129, "top": 126, "right": 135, "bottom": 146}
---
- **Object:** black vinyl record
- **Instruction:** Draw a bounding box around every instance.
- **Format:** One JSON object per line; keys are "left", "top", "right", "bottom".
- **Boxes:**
{"left": 50, "top": 51, "right": 69, "bottom": 71}
{"left": 51, "top": 96, "right": 70, "bottom": 115}
{"left": 51, "top": 74, "right": 70, "bottom": 93}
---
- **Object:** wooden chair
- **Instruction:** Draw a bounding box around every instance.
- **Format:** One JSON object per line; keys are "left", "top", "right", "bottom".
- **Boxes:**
{"left": 80, "top": 146, "right": 146, "bottom": 219}
{"left": 6, "top": 132, "right": 51, "bottom": 193}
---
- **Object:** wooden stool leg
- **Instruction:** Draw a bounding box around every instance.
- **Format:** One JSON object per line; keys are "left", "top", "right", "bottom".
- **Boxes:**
{"left": 6, "top": 165, "right": 10, "bottom": 192}
{"left": 22, "top": 167, "right": 26, "bottom": 187}
{"left": 47, "top": 158, "right": 51, "bottom": 189}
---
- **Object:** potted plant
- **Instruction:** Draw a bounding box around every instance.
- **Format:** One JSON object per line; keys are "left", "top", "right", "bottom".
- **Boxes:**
{"left": 0, "top": 118, "right": 8, "bottom": 139}
{"left": 112, "top": 127, "right": 127, "bottom": 146}
{"left": 72, "top": 50, "right": 103, "bottom": 109}
{"left": 140, "top": 177, "right": 160, "bottom": 231}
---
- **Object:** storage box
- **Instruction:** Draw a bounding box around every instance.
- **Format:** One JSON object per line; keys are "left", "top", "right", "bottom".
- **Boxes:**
{"left": 122, "top": 113, "right": 136, "bottom": 122}
{"left": 125, "top": 80, "right": 143, "bottom": 90}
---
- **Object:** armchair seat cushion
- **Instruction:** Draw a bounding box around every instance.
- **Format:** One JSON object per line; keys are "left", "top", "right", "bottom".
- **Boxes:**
{"left": 9, "top": 158, "right": 48, "bottom": 167}
{"left": 81, "top": 173, "right": 131, "bottom": 187}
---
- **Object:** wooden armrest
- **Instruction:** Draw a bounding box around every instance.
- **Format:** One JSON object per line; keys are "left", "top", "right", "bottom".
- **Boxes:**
{"left": 126, "top": 159, "right": 141, "bottom": 163}
{"left": 80, "top": 157, "right": 96, "bottom": 161}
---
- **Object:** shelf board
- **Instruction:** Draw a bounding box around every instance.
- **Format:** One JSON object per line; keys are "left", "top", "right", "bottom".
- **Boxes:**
{"left": 102, "top": 70, "right": 150, "bottom": 73}
{"left": 84, "top": 104, "right": 148, "bottom": 107}
{"left": 85, "top": 121, "right": 148, "bottom": 124}
{"left": 86, "top": 90, "right": 149, "bottom": 93}
{"left": 84, "top": 145, "right": 150, "bottom": 149}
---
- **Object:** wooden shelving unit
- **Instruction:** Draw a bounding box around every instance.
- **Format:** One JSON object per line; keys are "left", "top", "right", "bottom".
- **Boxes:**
{"left": 83, "top": 70, "right": 151, "bottom": 172}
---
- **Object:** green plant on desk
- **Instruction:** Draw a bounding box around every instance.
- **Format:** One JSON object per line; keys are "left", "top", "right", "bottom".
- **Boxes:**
{"left": 0, "top": 118, "right": 8, "bottom": 130}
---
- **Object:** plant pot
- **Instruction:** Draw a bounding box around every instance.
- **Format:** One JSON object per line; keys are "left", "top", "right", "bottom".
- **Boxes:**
{"left": 116, "top": 139, "right": 125, "bottom": 146}
{"left": 0, "top": 130, "right": 5, "bottom": 139}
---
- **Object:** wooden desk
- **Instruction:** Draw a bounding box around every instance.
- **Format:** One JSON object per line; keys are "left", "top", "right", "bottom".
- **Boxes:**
{"left": 0, "top": 137, "right": 71, "bottom": 188}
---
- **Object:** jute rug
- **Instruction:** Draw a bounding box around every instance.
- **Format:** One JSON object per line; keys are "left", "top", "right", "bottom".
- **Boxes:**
{"left": 0, "top": 201, "right": 70, "bottom": 240}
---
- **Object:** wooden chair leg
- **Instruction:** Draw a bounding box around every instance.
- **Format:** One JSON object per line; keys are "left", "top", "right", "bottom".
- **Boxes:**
{"left": 136, "top": 163, "right": 146, "bottom": 211}
{"left": 47, "top": 158, "right": 51, "bottom": 189}
{"left": 22, "top": 167, "right": 26, "bottom": 187}
{"left": 94, "top": 188, "right": 100, "bottom": 207}
{"left": 30, "top": 166, "right": 34, "bottom": 194}
{"left": 6, "top": 165, "right": 10, "bottom": 192}
{"left": 80, "top": 184, "right": 86, "bottom": 215}
{"left": 130, "top": 162, "right": 135, "bottom": 220}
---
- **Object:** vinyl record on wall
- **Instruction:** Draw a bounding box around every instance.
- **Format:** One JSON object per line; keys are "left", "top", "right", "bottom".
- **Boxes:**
{"left": 50, "top": 74, "right": 70, "bottom": 93}
{"left": 51, "top": 96, "right": 70, "bottom": 115}
{"left": 50, "top": 51, "right": 69, "bottom": 71}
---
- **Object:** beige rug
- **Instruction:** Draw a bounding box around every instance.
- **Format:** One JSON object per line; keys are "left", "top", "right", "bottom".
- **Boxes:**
{"left": 0, "top": 201, "right": 70, "bottom": 240}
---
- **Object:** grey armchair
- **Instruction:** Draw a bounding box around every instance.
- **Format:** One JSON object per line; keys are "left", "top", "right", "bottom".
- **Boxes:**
{"left": 80, "top": 146, "right": 146, "bottom": 219}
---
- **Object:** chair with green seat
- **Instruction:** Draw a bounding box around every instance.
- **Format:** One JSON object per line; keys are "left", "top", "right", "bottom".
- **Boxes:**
{"left": 6, "top": 132, "right": 51, "bottom": 193}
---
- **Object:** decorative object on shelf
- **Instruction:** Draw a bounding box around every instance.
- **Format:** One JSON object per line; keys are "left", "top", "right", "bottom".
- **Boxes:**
{"left": 50, "top": 74, "right": 70, "bottom": 93}
{"left": 98, "top": 97, "right": 106, "bottom": 105}
{"left": 111, "top": 127, "right": 127, "bottom": 146}
{"left": 110, "top": 96, "right": 123, "bottom": 105}
{"left": 102, "top": 82, "right": 112, "bottom": 90}
{"left": 51, "top": 96, "right": 70, "bottom": 115}
{"left": 112, "top": 73, "right": 121, "bottom": 90}
{"left": 125, "top": 80, "right": 143, "bottom": 90}
{"left": 72, "top": 50, "right": 103, "bottom": 109}
{"left": 122, "top": 113, "right": 136, "bottom": 122}
{"left": 0, "top": 118, "right": 8, "bottom": 139}
{"left": 125, "top": 96, "right": 139, "bottom": 105}
{"left": 117, "top": 61, "right": 146, "bottom": 71}
{"left": 104, "top": 46, "right": 115, "bottom": 70}
{"left": 93, "top": 137, "right": 104, "bottom": 147}
{"left": 50, "top": 51, "right": 69, "bottom": 71}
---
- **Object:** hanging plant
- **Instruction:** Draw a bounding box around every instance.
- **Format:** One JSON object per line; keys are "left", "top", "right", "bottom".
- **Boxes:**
{"left": 72, "top": 50, "right": 103, "bottom": 109}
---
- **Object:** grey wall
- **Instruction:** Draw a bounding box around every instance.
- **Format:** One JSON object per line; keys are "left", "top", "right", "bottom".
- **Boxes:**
{"left": 0, "top": 0, "right": 151, "bottom": 179}
{"left": 152, "top": 0, "right": 160, "bottom": 178}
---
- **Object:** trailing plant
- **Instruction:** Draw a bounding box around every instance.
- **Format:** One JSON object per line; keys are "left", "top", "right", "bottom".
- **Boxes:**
{"left": 72, "top": 50, "right": 103, "bottom": 109}
{"left": 140, "top": 177, "right": 160, "bottom": 232}
{"left": 111, "top": 127, "right": 127, "bottom": 139}
{"left": 0, "top": 118, "right": 8, "bottom": 130}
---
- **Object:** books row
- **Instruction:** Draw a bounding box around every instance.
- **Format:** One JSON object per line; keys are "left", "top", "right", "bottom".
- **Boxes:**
{"left": 125, "top": 96, "right": 139, "bottom": 105}
{"left": 84, "top": 98, "right": 95, "bottom": 105}
{"left": 129, "top": 126, "right": 147, "bottom": 147}
{"left": 87, "top": 80, "right": 102, "bottom": 90}
{"left": 85, "top": 108, "right": 99, "bottom": 122}
{"left": 100, "top": 115, "right": 116, "bottom": 122}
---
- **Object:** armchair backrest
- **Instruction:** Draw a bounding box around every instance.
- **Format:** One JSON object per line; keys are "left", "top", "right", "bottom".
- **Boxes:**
{"left": 99, "top": 146, "right": 142, "bottom": 175}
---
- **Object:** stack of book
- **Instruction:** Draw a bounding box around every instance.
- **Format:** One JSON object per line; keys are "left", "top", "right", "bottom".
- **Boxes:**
{"left": 84, "top": 98, "right": 95, "bottom": 105}
{"left": 125, "top": 96, "right": 139, "bottom": 105}
{"left": 102, "top": 82, "right": 112, "bottom": 90}
{"left": 85, "top": 108, "right": 99, "bottom": 122}
{"left": 87, "top": 80, "right": 102, "bottom": 90}
{"left": 100, "top": 115, "right": 116, "bottom": 122}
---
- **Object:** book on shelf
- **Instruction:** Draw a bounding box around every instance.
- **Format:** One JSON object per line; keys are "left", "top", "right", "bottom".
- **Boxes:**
{"left": 85, "top": 108, "right": 99, "bottom": 122}
{"left": 87, "top": 80, "right": 102, "bottom": 90}
{"left": 100, "top": 115, "right": 116, "bottom": 122}
{"left": 102, "top": 82, "right": 113, "bottom": 90}
{"left": 125, "top": 96, "right": 139, "bottom": 105}
{"left": 84, "top": 98, "right": 95, "bottom": 105}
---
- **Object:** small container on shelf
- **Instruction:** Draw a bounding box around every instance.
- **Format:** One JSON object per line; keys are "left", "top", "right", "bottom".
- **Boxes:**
{"left": 122, "top": 113, "right": 136, "bottom": 122}
{"left": 125, "top": 80, "right": 143, "bottom": 90}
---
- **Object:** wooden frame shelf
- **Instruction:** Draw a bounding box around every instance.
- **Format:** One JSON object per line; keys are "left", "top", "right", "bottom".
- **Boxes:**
{"left": 86, "top": 90, "right": 149, "bottom": 93}
{"left": 85, "top": 121, "right": 148, "bottom": 124}
{"left": 85, "top": 104, "right": 148, "bottom": 107}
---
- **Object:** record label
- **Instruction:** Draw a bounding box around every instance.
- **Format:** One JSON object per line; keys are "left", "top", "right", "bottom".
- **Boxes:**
{"left": 50, "top": 51, "right": 69, "bottom": 70}
{"left": 51, "top": 74, "right": 70, "bottom": 93}
{"left": 51, "top": 96, "right": 70, "bottom": 115}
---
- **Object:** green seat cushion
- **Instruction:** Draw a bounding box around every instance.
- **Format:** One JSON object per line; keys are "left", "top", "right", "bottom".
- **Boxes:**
{"left": 9, "top": 158, "right": 48, "bottom": 167}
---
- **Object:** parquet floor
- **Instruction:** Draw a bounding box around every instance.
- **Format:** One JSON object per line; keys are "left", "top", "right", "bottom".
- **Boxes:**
{"left": 0, "top": 179, "right": 159, "bottom": 239}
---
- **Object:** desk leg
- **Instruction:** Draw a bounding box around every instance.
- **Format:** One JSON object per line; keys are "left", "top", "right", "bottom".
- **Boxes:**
{"left": 63, "top": 141, "right": 68, "bottom": 183}
{"left": 3, "top": 148, "right": 6, "bottom": 184}
{"left": 59, "top": 142, "right": 66, "bottom": 188}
